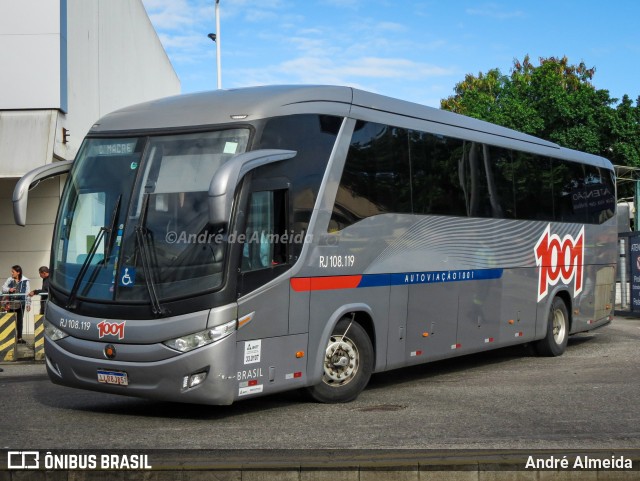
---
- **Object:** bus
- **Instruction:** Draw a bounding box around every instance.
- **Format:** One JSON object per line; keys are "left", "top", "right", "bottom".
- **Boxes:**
{"left": 14, "top": 85, "right": 617, "bottom": 405}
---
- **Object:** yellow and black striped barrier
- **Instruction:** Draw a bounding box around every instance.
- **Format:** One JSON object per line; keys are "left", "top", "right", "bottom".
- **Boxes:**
{"left": 34, "top": 314, "right": 44, "bottom": 361}
{"left": 0, "top": 312, "right": 17, "bottom": 362}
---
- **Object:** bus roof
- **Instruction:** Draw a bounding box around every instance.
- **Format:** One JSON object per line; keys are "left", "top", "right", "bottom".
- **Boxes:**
{"left": 89, "top": 85, "right": 612, "bottom": 170}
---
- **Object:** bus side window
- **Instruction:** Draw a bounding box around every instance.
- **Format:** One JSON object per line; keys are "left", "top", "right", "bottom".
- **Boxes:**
{"left": 241, "top": 189, "right": 288, "bottom": 273}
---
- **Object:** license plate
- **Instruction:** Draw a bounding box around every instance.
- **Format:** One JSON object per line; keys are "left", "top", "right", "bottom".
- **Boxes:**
{"left": 97, "top": 369, "right": 129, "bottom": 386}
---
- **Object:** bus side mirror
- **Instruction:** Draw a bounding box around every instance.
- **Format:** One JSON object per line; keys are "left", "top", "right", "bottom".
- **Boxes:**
{"left": 13, "top": 160, "right": 74, "bottom": 226}
{"left": 208, "top": 149, "right": 296, "bottom": 225}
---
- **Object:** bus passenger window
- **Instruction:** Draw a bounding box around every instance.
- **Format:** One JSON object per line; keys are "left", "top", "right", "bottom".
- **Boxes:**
{"left": 552, "top": 160, "right": 588, "bottom": 224}
{"left": 329, "top": 121, "right": 410, "bottom": 231}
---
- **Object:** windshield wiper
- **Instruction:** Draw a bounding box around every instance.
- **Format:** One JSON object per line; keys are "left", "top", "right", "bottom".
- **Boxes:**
{"left": 104, "top": 195, "right": 122, "bottom": 261}
{"left": 66, "top": 196, "right": 122, "bottom": 308}
{"left": 66, "top": 227, "right": 106, "bottom": 309}
{"left": 135, "top": 193, "right": 168, "bottom": 317}
{"left": 80, "top": 195, "right": 123, "bottom": 298}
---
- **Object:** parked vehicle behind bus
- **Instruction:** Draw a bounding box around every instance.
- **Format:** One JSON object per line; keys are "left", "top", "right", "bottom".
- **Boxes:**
{"left": 14, "top": 86, "right": 617, "bottom": 405}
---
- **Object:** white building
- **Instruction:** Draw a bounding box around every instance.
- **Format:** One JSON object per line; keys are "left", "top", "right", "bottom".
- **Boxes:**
{"left": 0, "top": 0, "right": 180, "bottom": 328}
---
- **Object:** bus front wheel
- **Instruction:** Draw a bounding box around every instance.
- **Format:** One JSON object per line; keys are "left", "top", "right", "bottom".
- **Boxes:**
{"left": 307, "top": 317, "right": 373, "bottom": 403}
{"left": 534, "top": 297, "right": 569, "bottom": 357}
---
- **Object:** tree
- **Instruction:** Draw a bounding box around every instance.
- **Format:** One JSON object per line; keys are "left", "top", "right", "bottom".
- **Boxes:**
{"left": 441, "top": 55, "right": 640, "bottom": 170}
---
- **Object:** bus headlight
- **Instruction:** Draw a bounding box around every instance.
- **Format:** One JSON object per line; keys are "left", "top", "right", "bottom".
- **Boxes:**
{"left": 44, "top": 319, "right": 69, "bottom": 341}
{"left": 163, "top": 319, "right": 237, "bottom": 353}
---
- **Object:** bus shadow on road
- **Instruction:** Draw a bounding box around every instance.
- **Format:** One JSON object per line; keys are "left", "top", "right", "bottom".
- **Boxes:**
{"left": 366, "top": 333, "right": 597, "bottom": 392}
{"left": 33, "top": 333, "right": 598, "bottom": 420}
{"left": 34, "top": 377, "right": 308, "bottom": 420}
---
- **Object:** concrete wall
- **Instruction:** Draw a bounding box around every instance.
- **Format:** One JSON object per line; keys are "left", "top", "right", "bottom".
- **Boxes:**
{"left": 0, "top": 0, "right": 180, "bottom": 331}
{"left": 0, "top": 0, "right": 180, "bottom": 172}
{"left": 0, "top": 0, "right": 67, "bottom": 111}
{"left": 0, "top": 111, "right": 58, "bottom": 177}
{"left": 59, "top": 0, "right": 180, "bottom": 162}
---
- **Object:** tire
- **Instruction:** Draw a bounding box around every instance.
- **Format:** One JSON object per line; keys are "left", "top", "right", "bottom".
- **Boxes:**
{"left": 307, "top": 317, "right": 374, "bottom": 403}
{"left": 534, "top": 297, "right": 569, "bottom": 357}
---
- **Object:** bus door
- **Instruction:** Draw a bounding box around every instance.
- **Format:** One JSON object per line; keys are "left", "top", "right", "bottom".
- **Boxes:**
{"left": 233, "top": 177, "right": 307, "bottom": 397}
{"left": 236, "top": 177, "right": 292, "bottom": 341}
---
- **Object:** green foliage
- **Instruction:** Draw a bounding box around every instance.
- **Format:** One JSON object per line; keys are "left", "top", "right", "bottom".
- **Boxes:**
{"left": 441, "top": 55, "right": 640, "bottom": 170}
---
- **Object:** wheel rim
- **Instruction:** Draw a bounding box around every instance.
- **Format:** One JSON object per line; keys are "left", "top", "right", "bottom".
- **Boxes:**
{"left": 552, "top": 308, "right": 567, "bottom": 345}
{"left": 322, "top": 334, "right": 359, "bottom": 387}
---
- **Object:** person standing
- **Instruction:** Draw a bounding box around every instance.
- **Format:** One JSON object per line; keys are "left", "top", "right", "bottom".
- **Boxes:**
{"left": 2, "top": 265, "right": 31, "bottom": 344}
{"left": 29, "top": 266, "right": 50, "bottom": 315}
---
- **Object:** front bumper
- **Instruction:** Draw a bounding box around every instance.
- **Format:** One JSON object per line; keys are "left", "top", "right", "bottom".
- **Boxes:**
{"left": 44, "top": 333, "right": 238, "bottom": 405}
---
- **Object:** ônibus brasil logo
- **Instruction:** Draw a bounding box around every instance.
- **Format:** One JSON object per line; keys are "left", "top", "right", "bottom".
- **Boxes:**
{"left": 534, "top": 224, "right": 584, "bottom": 302}
{"left": 97, "top": 320, "right": 126, "bottom": 340}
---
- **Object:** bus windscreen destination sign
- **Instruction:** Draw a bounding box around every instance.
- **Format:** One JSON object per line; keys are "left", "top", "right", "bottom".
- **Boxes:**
{"left": 89, "top": 141, "right": 137, "bottom": 156}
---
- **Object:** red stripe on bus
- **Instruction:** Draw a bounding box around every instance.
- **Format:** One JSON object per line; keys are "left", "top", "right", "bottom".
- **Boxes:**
{"left": 290, "top": 276, "right": 363, "bottom": 292}
{"left": 290, "top": 278, "right": 311, "bottom": 292}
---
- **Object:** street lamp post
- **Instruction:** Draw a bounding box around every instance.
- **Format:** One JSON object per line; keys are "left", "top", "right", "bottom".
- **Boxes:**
{"left": 207, "top": 0, "right": 222, "bottom": 89}
{"left": 214, "top": 0, "right": 222, "bottom": 89}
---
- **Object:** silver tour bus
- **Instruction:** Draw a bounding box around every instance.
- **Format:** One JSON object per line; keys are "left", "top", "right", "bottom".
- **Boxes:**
{"left": 14, "top": 86, "right": 617, "bottom": 404}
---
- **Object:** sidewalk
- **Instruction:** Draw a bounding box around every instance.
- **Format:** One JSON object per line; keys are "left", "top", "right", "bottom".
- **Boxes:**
{"left": 2, "top": 334, "right": 38, "bottom": 363}
{"left": 17, "top": 334, "right": 35, "bottom": 360}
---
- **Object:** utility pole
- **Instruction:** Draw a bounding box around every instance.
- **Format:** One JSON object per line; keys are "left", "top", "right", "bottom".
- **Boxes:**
{"left": 215, "top": 0, "right": 221, "bottom": 89}
{"left": 207, "top": 0, "right": 222, "bottom": 89}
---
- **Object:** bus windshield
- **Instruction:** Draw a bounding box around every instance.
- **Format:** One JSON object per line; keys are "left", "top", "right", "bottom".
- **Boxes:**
{"left": 52, "top": 130, "right": 250, "bottom": 303}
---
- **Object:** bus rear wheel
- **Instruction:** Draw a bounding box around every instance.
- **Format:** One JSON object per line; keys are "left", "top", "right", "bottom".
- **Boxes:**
{"left": 307, "top": 317, "right": 373, "bottom": 403}
{"left": 534, "top": 297, "right": 569, "bottom": 357}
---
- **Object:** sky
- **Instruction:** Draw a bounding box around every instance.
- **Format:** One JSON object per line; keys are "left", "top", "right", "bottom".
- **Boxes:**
{"left": 141, "top": 0, "right": 640, "bottom": 108}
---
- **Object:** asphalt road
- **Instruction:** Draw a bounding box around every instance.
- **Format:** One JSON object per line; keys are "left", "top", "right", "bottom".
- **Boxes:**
{"left": 2, "top": 317, "right": 639, "bottom": 451}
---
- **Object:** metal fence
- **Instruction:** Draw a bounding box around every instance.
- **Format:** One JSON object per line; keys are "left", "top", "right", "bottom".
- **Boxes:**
{"left": 0, "top": 293, "right": 47, "bottom": 336}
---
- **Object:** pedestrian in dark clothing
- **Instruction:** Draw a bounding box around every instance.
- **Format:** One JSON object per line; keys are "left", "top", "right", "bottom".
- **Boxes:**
{"left": 29, "top": 266, "right": 50, "bottom": 315}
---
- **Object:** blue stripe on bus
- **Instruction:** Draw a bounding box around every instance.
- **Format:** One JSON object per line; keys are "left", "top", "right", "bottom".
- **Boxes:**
{"left": 357, "top": 268, "right": 503, "bottom": 288}
{"left": 290, "top": 269, "right": 504, "bottom": 292}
